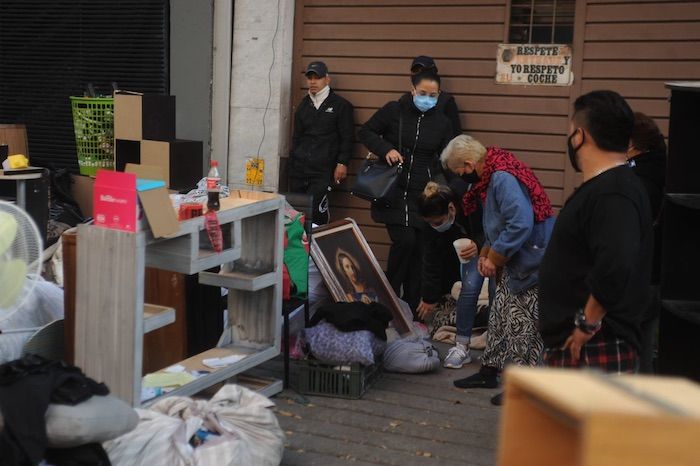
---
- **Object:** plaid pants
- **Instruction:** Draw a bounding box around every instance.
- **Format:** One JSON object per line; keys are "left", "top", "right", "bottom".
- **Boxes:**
{"left": 544, "top": 334, "right": 639, "bottom": 374}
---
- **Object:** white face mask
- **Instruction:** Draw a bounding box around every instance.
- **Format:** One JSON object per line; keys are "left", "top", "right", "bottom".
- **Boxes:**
{"left": 431, "top": 209, "right": 455, "bottom": 233}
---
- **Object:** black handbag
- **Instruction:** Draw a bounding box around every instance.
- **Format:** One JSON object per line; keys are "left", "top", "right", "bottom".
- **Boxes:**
{"left": 351, "top": 114, "right": 403, "bottom": 204}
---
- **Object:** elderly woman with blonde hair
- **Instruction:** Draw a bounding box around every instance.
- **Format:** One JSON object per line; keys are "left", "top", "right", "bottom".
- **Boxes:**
{"left": 441, "top": 135, "right": 555, "bottom": 405}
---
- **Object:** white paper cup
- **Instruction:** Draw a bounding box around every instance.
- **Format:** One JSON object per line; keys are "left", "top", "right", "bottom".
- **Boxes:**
{"left": 453, "top": 238, "right": 473, "bottom": 264}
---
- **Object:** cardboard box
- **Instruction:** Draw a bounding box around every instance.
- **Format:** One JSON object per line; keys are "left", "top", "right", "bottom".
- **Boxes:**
{"left": 114, "top": 92, "right": 176, "bottom": 142}
{"left": 92, "top": 165, "right": 179, "bottom": 238}
{"left": 141, "top": 139, "right": 203, "bottom": 191}
{"left": 115, "top": 139, "right": 141, "bottom": 172}
{"left": 498, "top": 367, "right": 700, "bottom": 466}
{"left": 93, "top": 170, "right": 139, "bottom": 232}
{"left": 71, "top": 174, "right": 95, "bottom": 218}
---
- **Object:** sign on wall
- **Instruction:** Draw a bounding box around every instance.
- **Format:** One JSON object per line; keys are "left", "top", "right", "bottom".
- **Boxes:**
{"left": 496, "top": 44, "right": 573, "bottom": 86}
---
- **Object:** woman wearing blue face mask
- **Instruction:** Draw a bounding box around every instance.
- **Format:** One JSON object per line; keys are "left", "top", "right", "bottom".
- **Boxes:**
{"left": 359, "top": 72, "right": 454, "bottom": 314}
{"left": 416, "top": 182, "right": 493, "bottom": 369}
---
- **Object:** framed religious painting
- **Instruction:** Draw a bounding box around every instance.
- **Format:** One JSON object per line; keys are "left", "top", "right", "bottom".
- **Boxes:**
{"left": 310, "top": 219, "right": 413, "bottom": 335}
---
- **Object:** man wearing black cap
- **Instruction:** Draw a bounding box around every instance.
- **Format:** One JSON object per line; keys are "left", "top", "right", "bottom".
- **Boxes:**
{"left": 411, "top": 56, "right": 461, "bottom": 138}
{"left": 289, "top": 61, "right": 354, "bottom": 224}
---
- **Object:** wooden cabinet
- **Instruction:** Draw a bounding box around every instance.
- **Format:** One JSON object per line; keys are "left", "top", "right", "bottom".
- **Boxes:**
{"left": 498, "top": 367, "right": 700, "bottom": 466}
{"left": 658, "top": 82, "right": 700, "bottom": 381}
{"left": 62, "top": 230, "right": 188, "bottom": 373}
{"left": 74, "top": 191, "right": 284, "bottom": 406}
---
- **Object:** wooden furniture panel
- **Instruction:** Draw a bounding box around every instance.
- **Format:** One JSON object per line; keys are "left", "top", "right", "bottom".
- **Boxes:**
{"left": 0, "top": 123, "right": 28, "bottom": 156}
{"left": 142, "top": 270, "right": 188, "bottom": 374}
{"left": 498, "top": 367, "right": 700, "bottom": 466}
{"left": 75, "top": 226, "right": 144, "bottom": 404}
{"left": 63, "top": 230, "right": 188, "bottom": 372}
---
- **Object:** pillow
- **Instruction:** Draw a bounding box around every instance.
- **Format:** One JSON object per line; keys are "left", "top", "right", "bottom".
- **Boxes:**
{"left": 0, "top": 395, "right": 138, "bottom": 448}
{"left": 45, "top": 395, "right": 139, "bottom": 447}
{"left": 303, "top": 321, "right": 385, "bottom": 366}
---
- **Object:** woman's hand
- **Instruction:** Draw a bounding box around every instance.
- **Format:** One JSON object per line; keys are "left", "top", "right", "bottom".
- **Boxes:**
{"left": 416, "top": 300, "right": 437, "bottom": 320}
{"left": 478, "top": 257, "right": 497, "bottom": 278}
{"left": 458, "top": 241, "right": 478, "bottom": 261}
{"left": 385, "top": 149, "right": 404, "bottom": 166}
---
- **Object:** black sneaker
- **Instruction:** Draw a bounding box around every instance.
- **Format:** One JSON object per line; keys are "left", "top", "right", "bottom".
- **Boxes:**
{"left": 453, "top": 366, "right": 498, "bottom": 389}
{"left": 490, "top": 392, "right": 504, "bottom": 406}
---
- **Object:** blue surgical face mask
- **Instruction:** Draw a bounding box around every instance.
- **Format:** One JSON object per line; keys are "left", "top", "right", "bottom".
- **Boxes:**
{"left": 413, "top": 94, "right": 438, "bottom": 113}
{"left": 431, "top": 210, "right": 455, "bottom": 233}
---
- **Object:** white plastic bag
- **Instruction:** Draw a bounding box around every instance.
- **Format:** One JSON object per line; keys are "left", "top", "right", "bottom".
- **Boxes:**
{"left": 105, "top": 384, "right": 285, "bottom": 466}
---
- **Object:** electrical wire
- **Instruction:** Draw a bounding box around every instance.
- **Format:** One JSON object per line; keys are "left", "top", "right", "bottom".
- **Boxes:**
{"left": 251, "top": 0, "right": 281, "bottom": 189}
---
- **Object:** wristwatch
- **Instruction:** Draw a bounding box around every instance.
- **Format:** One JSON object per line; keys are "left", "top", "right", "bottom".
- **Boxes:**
{"left": 574, "top": 309, "right": 602, "bottom": 335}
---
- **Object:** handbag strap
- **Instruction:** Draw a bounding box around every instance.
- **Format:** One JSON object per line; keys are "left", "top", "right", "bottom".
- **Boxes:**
{"left": 398, "top": 111, "right": 403, "bottom": 156}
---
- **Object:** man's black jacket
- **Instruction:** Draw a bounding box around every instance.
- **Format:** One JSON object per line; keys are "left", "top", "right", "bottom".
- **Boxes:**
{"left": 290, "top": 89, "right": 354, "bottom": 178}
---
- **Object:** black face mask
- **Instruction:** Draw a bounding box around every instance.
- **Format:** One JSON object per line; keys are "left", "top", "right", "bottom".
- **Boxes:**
{"left": 567, "top": 129, "right": 584, "bottom": 173}
{"left": 461, "top": 171, "right": 480, "bottom": 184}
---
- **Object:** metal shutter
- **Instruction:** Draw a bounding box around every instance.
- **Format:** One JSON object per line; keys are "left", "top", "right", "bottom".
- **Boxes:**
{"left": 0, "top": 0, "right": 169, "bottom": 171}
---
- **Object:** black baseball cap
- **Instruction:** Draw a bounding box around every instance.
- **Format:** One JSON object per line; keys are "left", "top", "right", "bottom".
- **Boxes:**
{"left": 303, "top": 61, "right": 328, "bottom": 77}
{"left": 411, "top": 56, "right": 437, "bottom": 73}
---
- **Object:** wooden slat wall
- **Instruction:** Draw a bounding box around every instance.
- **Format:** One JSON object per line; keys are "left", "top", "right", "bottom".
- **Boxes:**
{"left": 290, "top": 0, "right": 700, "bottom": 267}
{"left": 580, "top": 0, "right": 700, "bottom": 140}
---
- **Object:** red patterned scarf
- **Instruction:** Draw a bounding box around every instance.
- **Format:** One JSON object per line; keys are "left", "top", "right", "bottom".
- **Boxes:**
{"left": 462, "top": 146, "right": 553, "bottom": 222}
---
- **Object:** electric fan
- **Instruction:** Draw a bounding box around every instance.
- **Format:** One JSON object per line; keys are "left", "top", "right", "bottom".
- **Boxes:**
{"left": 0, "top": 200, "right": 43, "bottom": 327}
{"left": 0, "top": 201, "right": 43, "bottom": 315}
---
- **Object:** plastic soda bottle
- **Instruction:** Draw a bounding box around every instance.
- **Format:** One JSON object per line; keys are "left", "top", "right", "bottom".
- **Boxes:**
{"left": 206, "top": 160, "right": 221, "bottom": 211}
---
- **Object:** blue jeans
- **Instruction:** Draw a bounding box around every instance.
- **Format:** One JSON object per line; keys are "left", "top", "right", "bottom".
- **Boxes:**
{"left": 455, "top": 259, "right": 495, "bottom": 342}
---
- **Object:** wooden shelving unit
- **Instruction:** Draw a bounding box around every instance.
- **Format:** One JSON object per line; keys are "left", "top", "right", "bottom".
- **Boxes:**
{"left": 74, "top": 191, "right": 285, "bottom": 406}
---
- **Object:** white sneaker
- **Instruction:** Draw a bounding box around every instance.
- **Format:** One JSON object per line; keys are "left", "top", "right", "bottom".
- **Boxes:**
{"left": 443, "top": 342, "right": 472, "bottom": 369}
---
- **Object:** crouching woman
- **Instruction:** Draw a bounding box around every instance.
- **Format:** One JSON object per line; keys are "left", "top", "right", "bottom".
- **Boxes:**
{"left": 440, "top": 135, "right": 555, "bottom": 405}
{"left": 416, "top": 181, "right": 489, "bottom": 369}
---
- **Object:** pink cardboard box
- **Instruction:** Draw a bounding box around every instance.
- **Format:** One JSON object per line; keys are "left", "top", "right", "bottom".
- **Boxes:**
{"left": 93, "top": 170, "right": 138, "bottom": 232}
{"left": 92, "top": 166, "right": 179, "bottom": 237}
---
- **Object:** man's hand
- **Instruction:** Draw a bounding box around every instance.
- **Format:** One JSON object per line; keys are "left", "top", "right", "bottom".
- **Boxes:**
{"left": 334, "top": 163, "right": 347, "bottom": 184}
{"left": 562, "top": 328, "right": 595, "bottom": 361}
{"left": 458, "top": 241, "right": 478, "bottom": 261}
{"left": 416, "top": 300, "right": 436, "bottom": 320}
{"left": 385, "top": 149, "right": 404, "bottom": 166}
{"left": 478, "top": 257, "right": 497, "bottom": 278}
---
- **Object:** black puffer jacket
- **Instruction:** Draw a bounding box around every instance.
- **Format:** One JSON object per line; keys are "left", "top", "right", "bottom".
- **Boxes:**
{"left": 436, "top": 91, "right": 461, "bottom": 138}
{"left": 290, "top": 90, "right": 355, "bottom": 178}
{"left": 421, "top": 178, "right": 485, "bottom": 304}
{"left": 359, "top": 93, "right": 453, "bottom": 227}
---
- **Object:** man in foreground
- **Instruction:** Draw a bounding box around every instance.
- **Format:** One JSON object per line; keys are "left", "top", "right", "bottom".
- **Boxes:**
{"left": 538, "top": 90, "right": 653, "bottom": 373}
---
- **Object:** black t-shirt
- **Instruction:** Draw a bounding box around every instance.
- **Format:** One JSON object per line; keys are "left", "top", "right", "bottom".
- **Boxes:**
{"left": 538, "top": 165, "right": 653, "bottom": 351}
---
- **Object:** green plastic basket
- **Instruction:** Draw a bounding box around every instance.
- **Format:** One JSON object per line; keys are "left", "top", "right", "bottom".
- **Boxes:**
{"left": 70, "top": 96, "right": 114, "bottom": 176}
{"left": 294, "top": 359, "right": 381, "bottom": 399}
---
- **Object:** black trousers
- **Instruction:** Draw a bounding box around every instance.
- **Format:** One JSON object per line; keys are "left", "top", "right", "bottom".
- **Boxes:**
{"left": 289, "top": 176, "right": 330, "bottom": 225}
{"left": 386, "top": 224, "right": 423, "bottom": 312}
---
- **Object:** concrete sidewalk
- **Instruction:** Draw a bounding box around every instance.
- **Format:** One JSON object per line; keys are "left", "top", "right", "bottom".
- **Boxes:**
{"left": 267, "top": 345, "right": 501, "bottom": 466}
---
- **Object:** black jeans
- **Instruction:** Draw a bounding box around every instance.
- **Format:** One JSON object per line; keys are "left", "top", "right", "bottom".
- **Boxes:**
{"left": 289, "top": 176, "right": 330, "bottom": 225}
{"left": 386, "top": 224, "right": 423, "bottom": 313}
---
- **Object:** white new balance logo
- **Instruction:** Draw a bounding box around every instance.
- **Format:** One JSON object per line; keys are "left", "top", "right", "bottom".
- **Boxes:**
{"left": 325, "top": 107, "right": 334, "bottom": 113}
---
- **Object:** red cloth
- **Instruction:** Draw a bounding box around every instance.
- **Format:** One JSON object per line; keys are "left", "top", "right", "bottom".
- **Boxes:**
{"left": 462, "top": 146, "right": 553, "bottom": 222}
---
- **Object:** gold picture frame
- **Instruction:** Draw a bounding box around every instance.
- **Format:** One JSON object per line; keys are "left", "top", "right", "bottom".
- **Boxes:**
{"left": 310, "top": 218, "right": 413, "bottom": 336}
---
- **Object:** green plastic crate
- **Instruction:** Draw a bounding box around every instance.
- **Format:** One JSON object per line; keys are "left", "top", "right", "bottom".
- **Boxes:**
{"left": 70, "top": 96, "right": 114, "bottom": 176}
{"left": 294, "top": 359, "right": 381, "bottom": 399}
